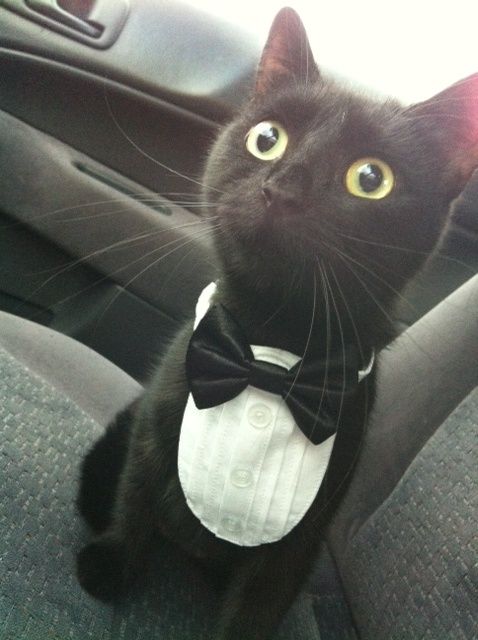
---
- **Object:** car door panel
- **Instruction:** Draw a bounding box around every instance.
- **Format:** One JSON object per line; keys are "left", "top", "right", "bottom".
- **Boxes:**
{"left": 0, "top": 0, "right": 476, "bottom": 382}
{"left": 0, "top": 1, "right": 254, "bottom": 379}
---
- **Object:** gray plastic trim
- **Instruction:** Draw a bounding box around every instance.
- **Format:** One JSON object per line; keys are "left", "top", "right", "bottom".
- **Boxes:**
{"left": 3, "top": 0, "right": 130, "bottom": 49}
{"left": 0, "top": 0, "right": 260, "bottom": 118}
{"left": 0, "top": 108, "right": 217, "bottom": 320}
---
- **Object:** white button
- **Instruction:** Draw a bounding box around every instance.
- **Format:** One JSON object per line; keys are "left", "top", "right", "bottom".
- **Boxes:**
{"left": 230, "top": 467, "right": 253, "bottom": 488}
{"left": 247, "top": 403, "right": 272, "bottom": 429}
{"left": 221, "top": 516, "right": 243, "bottom": 534}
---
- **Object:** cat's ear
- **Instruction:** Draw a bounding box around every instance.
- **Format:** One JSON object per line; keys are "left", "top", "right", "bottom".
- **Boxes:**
{"left": 255, "top": 7, "right": 319, "bottom": 96}
{"left": 408, "top": 74, "right": 478, "bottom": 196}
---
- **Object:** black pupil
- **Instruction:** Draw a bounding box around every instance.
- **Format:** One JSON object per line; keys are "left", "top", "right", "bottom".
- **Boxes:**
{"left": 257, "top": 127, "right": 279, "bottom": 153}
{"left": 358, "top": 163, "right": 383, "bottom": 192}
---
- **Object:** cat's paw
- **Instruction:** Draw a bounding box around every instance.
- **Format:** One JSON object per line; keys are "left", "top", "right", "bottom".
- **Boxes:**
{"left": 77, "top": 539, "right": 129, "bottom": 602}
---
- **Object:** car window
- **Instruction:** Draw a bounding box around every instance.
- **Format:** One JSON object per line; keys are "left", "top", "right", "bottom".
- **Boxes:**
{"left": 186, "top": 0, "right": 478, "bottom": 103}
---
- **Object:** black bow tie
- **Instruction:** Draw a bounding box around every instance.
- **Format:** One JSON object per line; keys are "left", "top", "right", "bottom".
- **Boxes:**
{"left": 186, "top": 303, "right": 364, "bottom": 445}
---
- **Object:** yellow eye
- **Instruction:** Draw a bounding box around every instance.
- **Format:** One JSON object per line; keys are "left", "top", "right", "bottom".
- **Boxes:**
{"left": 245, "top": 121, "right": 288, "bottom": 161}
{"left": 345, "top": 158, "right": 395, "bottom": 199}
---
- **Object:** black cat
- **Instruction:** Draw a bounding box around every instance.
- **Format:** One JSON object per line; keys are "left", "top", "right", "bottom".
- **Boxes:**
{"left": 76, "top": 8, "right": 478, "bottom": 640}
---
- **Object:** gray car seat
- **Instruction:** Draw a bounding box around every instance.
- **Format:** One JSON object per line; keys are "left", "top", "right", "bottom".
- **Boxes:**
{"left": 0, "top": 275, "right": 477, "bottom": 640}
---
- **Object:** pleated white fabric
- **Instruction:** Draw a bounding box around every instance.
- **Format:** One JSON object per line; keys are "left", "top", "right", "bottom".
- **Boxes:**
{"left": 177, "top": 283, "right": 336, "bottom": 546}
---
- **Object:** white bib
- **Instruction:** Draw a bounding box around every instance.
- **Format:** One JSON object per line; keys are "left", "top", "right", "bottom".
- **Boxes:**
{"left": 178, "top": 283, "right": 359, "bottom": 547}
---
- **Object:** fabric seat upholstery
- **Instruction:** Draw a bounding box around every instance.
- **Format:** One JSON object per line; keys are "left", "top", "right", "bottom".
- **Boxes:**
{"left": 339, "top": 390, "right": 478, "bottom": 639}
{"left": 0, "top": 275, "right": 477, "bottom": 639}
{"left": 0, "top": 312, "right": 319, "bottom": 639}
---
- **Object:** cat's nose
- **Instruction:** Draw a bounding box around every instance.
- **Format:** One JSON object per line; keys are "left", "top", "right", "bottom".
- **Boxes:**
{"left": 261, "top": 184, "right": 301, "bottom": 215}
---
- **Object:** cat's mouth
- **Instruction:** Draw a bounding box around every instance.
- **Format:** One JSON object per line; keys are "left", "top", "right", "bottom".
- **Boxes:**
{"left": 261, "top": 186, "right": 302, "bottom": 219}
{"left": 217, "top": 198, "right": 334, "bottom": 265}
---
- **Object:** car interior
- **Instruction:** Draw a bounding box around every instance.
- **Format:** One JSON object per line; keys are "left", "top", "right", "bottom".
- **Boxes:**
{"left": 0, "top": 1, "right": 476, "bottom": 639}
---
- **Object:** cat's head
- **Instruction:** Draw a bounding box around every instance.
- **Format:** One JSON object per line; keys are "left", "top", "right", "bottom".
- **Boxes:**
{"left": 204, "top": 8, "right": 478, "bottom": 311}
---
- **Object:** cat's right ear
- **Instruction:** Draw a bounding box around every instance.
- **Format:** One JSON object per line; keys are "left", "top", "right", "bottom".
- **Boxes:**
{"left": 407, "top": 74, "right": 478, "bottom": 198}
{"left": 255, "top": 7, "right": 319, "bottom": 96}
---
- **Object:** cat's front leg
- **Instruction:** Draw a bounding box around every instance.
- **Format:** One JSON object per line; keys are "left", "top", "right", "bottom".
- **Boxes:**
{"left": 215, "top": 533, "right": 318, "bottom": 640}
{"left": 77, "top": 410, "right": 157, "bottom": 602}
{"left": 77, "top": 328, "right": 191, "bottom": 602}
{"left": 77, "top": 420, "right": 186, "bottom": 603}
{"left": 77, "top": 484, "right": 158, "bottom": 602}
{"left": 76, "top": 530, "right": 133, "bottom": 602}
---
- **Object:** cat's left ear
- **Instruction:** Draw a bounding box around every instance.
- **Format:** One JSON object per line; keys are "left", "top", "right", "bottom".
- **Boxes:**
{"left": 408, "top": 73, "right": 478, "bottom": 196}
{"left": 255, "top": 7, "right": 319, "bottom": 96}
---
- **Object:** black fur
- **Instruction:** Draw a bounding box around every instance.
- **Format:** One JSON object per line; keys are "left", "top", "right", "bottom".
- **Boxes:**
{"left": 76, "top": 8, "right": 478, "bottom": 639}
{"left": 77, "top": 401, "right": 137, "bottom": 533}
{"left": 77, "top": 536, "right": 130, "bottom": 602}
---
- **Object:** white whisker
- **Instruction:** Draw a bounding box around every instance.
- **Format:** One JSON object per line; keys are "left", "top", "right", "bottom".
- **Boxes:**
{"left": 18, "top": 219, "right": 217, "bottom": 315}
{"left": 338, "top": 232, "right": 475, "bottom": 274}
{"left": 320, "top": 261, "right": 347, "bottom": 435}
{"left": 90, "top": 225, "right": 220, "bottom": 330}
{"left": 104, "top": 91, "right": 226, "bottom": 195}
{"left": 283, "top": 268, "right": 317, "bottom": 402}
